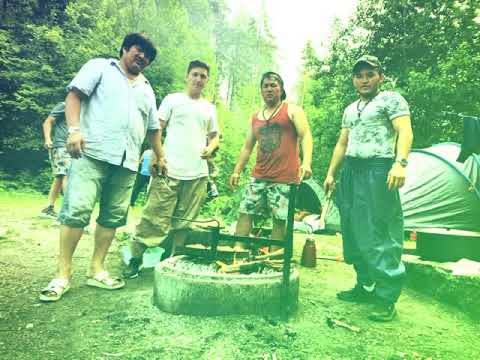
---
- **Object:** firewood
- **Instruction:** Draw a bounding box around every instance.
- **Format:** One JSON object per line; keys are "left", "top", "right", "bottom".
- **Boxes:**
{"left": 216, "top": 259, "right": 284, "bottom": 274}
{"left": 251, "top": 248, "right": 284, "bottom": 261}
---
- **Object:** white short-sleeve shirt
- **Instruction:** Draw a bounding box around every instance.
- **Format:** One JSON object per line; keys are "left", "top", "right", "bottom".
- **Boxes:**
{"left": 158, "top": 92, "right": 219, "bottom": 180}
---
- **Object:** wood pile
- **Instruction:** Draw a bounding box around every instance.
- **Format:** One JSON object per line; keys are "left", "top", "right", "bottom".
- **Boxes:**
{"left": 215, "top": 249, "right": 285, "bottom": 274}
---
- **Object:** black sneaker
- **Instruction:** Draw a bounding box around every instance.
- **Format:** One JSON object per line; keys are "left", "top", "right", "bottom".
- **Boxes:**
{"left": 123, "top": 257, "right": 143, "bottom": 279}
{"left": 368, "top": 303, "right": 397, "bottom": 322}
{"left": 40, "top": 205, "right": 58, "bottom": 219}
{"left": 336, "top": 284, "right": 375, "bottom": 303}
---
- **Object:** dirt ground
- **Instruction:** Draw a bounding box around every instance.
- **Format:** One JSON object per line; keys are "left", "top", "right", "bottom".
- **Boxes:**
{"left": 0, "top": 191, "right": 479, "bottom": 360}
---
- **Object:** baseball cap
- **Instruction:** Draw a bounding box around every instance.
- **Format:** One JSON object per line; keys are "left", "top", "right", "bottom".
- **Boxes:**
{"left": 352, "top": 55, "right": 383, "bottom": 73}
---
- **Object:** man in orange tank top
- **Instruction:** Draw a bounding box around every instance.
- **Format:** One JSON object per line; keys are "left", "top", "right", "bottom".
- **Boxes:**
{"left": 230, "top": 72, "right": 313, "bottom": 248}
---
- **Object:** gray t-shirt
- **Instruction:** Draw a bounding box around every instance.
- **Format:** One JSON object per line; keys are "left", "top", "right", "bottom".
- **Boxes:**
{"left": 50, "top": 102, "right": 68, "bottom": 148}
{"left": 342, "top": 91, "right": 410, "bottom": 158}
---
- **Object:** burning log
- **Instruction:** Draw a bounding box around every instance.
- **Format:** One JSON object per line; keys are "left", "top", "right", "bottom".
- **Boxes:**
{"left": 250, "top": 248, "right": 284, "bottom": 261}
{"left": 216, "top": 259, "right": 284, "bottom": 274}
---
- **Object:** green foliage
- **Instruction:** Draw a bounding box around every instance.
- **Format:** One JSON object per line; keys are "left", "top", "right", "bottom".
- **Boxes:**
{"left": 3, "top": 0, "right": 479, "bottom": 211}
{"left": 0, "top": 0, "right": 276, "bottom": 148}
{"left": 0, "top": 169, "right": 51, "bottom": 194}
{"left": 201, "top": 193, "right": 242, "bottom": 224}
{"left": 302, "top": 0, "right": 480, "bottom": 179}
{"left": 0, "top": 0, "right": 278, "bottom": 204}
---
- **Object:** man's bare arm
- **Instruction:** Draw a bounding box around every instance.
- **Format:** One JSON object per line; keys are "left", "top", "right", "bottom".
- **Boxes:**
{"left": 392, "top": 115, "right": 413, "bottom": 161}
{"left": 230, "top": 129, "right": 256, "bottom": 188}
{"left": 387, "top": 115, "right": 413, "bottom": 189}
{"left": 42, "top": 115, "right": 56, "bottom": 149}
{"left": 147, "top": 124, "right": 166, "bottom": 177}
{"left": 65, "top": 90, "right": 85, "bottom": 158}
{"left": 290, "top": 104, "right": 313, "bottom": 180}
{"left": 201, "top": 132, "right": 220, "bottom": 159}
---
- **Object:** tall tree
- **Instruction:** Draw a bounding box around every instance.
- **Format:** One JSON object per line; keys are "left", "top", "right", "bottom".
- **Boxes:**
{"left": 302, "top": 0, "right": 480, "bottom": 178}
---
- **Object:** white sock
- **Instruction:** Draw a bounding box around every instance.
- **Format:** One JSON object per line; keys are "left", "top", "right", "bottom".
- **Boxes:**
{"left": 362, "top": 283, "right": 375, "bottom": 292}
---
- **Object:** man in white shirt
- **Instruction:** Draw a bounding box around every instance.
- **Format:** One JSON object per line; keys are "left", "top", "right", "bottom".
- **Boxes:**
{"left": 124, "top": 60, "right": 219, "bottom": 278}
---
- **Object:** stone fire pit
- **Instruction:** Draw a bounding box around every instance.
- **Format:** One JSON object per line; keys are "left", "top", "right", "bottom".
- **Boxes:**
{"left": 153, "top": 256, "right": 299, "bottom": 316}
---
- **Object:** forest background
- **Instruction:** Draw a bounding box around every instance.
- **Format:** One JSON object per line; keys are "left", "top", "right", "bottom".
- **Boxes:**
{"left": 1, "top": 0, "right": 479, "bottom": 221}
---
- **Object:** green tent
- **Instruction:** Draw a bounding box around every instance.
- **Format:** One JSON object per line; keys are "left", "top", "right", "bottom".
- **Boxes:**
{"left": 297, "top": 143, "right": 480, "bottom": 233}
{"left": 400, "top": 143, "right": 480, "bottom": 231}
{"left": 296, "top": 178, "right": 341, "bottom": 233}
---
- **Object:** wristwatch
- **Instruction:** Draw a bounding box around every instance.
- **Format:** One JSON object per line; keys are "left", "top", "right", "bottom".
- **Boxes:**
{"left": 67, "top": 126, "right": 80, "bottom": 134}
{"left": 395, "top": 158, "right": 408, "bottom": 167}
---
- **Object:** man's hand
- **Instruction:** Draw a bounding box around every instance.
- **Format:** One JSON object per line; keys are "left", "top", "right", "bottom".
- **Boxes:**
{"left": 323, "top": 174, "right": 336, "bottom": 194}
{"left": 387, "top": 162, "right": 406, "bottom": 190}
{"left": 229, "top": 173, "right": 240, "bottom": 189}
{"left": 150, "top": 156, "right": 167, "bottom": 177}
{"left": 200, "top": 146, "right": 215, "bottom": 159}
{"left": 299, "top": 163, "right": 312, "bottom": 182}
{"left": 66, "top": 132, "right": 85, "bottom": 158}
{"left": 44, "top": 140, "right": 53, "bottom": 150}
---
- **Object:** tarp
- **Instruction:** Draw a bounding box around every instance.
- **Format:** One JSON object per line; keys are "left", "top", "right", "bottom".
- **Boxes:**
{"left": 297, "top": 143, "right": 480, "bottom": 233}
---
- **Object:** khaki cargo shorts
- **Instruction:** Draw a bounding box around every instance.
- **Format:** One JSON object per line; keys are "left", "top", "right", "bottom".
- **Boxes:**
{"left": 134, "top": 176, "right": 208, "bottom": 247}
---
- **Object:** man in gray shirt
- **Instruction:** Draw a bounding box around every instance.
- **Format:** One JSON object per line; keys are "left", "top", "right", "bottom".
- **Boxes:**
{"left": 40, "top": 33, "right": 161, "bottom": 302}
{"left": 324, "top": 55, "right": 413, "bottom": 321}
{"left": 41, "top": 102, "right": 71, "bottom": 218}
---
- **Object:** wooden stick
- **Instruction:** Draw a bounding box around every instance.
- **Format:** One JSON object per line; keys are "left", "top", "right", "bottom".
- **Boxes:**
{"left": 319, "top": 189, "right": 333, "bottom": 230}
{"left": 326, "top": 316, "right": 360, "bottom": 332}
{"left": 316, "top": 256, "right": 344, "bottom": 262}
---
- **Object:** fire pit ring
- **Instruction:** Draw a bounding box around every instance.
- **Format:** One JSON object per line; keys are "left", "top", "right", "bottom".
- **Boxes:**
{"left": 153, "top": 256, "right": 299, "bottom": 316}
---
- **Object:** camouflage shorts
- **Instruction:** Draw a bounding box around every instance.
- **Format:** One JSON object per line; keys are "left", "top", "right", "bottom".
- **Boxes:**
{"left": 49, "top": 147, "right": 72, "bottom": 176}
{"left": 238, "top": 177, "right": 290, "bottom": 220}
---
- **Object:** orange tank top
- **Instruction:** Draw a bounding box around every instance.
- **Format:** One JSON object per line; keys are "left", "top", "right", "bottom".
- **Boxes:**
{"left": 251, "top": 102, "right": 300, "bottom": 183}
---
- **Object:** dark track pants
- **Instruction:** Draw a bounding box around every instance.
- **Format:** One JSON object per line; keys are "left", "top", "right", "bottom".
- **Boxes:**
{"left": 130, "top": 174, "right": 150, "bottom": 206}
{"left": 336, "top": 157, "right": 405, "bottom": 304}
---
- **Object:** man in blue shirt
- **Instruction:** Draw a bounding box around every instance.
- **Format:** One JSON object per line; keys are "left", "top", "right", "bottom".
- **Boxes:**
{"left": 40, "top": 33, "right": 161, "bottom": 302}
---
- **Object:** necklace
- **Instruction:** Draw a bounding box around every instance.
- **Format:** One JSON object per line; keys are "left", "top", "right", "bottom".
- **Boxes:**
{"left": 356, "top": 92, "right": 380, "bottom": 119}
{"left": 262, "top": 101, "right": 282, "bottom": 124}
{"left": 356, "top": 99, "right": 371, "bottom": 119}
